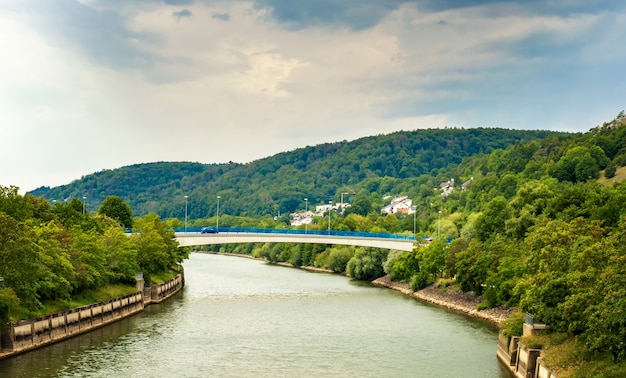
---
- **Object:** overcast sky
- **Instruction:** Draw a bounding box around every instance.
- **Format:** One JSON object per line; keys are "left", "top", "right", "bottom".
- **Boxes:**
{"left": 2, "top": 0, "right": 625, "bottom": 193}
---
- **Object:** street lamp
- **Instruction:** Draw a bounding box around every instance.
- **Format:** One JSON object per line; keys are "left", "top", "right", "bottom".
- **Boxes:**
{"left": 82, "top": 196, "right": 87, "bottom": 215}
{"left": 216, "top": 195, "right": 221, "bottom": 230}
{"left": 304, "top": 198, "right": 308, "bottom": 234}
{"left": 412, "top": 205, "right": 417, "bottom": 240}
{"left": 184, "top": 195, "right": 188, "bottom": 234}
{"left": 438, "top": 210, "right": 442, "bottom": 238}
{"left": 328, "top": 200, "right": 332, "bottom": 235}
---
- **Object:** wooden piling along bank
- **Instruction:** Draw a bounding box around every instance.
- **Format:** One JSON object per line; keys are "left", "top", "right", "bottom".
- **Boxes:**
{"left": 0, "top": 272, "right": 184, "bottom": 359}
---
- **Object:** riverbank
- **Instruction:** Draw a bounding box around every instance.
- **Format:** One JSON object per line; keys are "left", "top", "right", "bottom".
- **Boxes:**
{"left": 371, "top": 275, "right": 513, "bottom": 324}
{"left": 0, "top": 273, "right": 184, "bottom": 359}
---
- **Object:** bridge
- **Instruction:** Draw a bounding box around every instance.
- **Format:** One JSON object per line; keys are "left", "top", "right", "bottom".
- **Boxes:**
{"left": 175, "top": 228, "right": 419, "bottom": 252}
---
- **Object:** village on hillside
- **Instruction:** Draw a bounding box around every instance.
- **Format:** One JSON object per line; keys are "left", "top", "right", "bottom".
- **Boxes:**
{"left": 289, "top": 177, "right": 474, "bottom": 227}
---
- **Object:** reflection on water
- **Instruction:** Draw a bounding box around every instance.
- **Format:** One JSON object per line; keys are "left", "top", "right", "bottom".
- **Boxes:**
{"left": 0, "top": 253, "right": 513, "bottom": 378}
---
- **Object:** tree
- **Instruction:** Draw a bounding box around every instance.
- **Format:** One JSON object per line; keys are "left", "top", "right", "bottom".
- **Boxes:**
{"left": 0, "top": 288, "right": 20, "bottom": 329}
{"left": 70, "top": 229, "right": 107, "bottom": 291}
{"left": 515, "top": 218, "right": 607, "bottom": 332}
{"left": 327, "top": 247, "right": 353, "bottom": 273}
{"left": 343, "top": 196, "right": 372, "bottom": 216}
{"left": 418, "top": 238, "right": 448, "bottom": 279}
{"left": 33, "top": 221, "right": 75, "bottom": 301}
{"left": 550, "top": 146, "right": 604, "bottom": 183}
{"left": 474, "top": 196, "right": 512, "bottom": 241}
{"left": 132, "top": 213, "right": 186, "bottom": 284}
{"left": 605, "top": 161, "right": 617, "bottom": 179}
{"left": 384, "top": 250, "right": 420, "bottom": 281}
{"left": 98, "top": 196, "right": 133, "bottom": 229}
{"left": 346, "top": 247, "right": 387, "bottom": 280}
{"left": 102, "top": 223, "right": 140, "bottom": 283}
{"left": 0, "top": 213, "right": 43, "bottom": 310}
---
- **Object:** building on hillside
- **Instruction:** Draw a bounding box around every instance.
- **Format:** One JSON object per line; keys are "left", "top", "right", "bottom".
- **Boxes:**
{"left": 461, "top": 177, "right": 474, "bottom": 191}
{"left": 290, "top": 211, "right": 314, "bottom": 227}
{"left": 381, "top": 196, "right": 415, "bottom": 215}
{"left": 440, "top": 179, "right": 454, "bottom": 197}
{"left": 336, "top": 202, "right": 351, "bottom": 213}
{"left": 315, "top": 204, "right": 332, "bottom": 215}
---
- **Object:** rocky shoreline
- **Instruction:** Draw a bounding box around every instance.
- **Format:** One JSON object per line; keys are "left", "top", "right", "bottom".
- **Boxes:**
{"left": 371, "top": 276, "right": 513, "bottom": 325}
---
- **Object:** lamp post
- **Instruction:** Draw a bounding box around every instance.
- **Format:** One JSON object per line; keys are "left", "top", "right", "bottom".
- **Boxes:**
{"left": 412, "top": 205, "right": 417, "bottom": 240}
{"left": 304, "top": 198, "right": 308, "bottom": 234}
{"left": 184, "top": 195, "right": 188, "bottom": 234}
{"left": 438, "top": 210, "right": 441, "bottom": 238}
{"left": 82, "top": 196, "right": 87, "bottom": 215}
{"left": 328, "top": 200, "right": 332, "bottom": 235}
{"left": 216, "top": 195, "right": 221, "bottom": 230}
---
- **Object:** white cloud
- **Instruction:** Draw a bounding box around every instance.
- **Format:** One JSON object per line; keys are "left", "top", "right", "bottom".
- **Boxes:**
{"left": 1, "top": 1, "right": 625, "bottom": 193}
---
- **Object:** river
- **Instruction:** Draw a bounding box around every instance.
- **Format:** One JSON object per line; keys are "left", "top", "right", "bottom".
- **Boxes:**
{"left": 0, "top": 253, "right": 513, "bottom": 377}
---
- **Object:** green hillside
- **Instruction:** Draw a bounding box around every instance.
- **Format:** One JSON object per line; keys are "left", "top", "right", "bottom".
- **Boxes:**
{"left": 30, "top": 128, "right": 564, "bottom": 219}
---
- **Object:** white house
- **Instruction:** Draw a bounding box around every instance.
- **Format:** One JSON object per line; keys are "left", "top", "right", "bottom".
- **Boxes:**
{"left": 440, "top": 178, "right": 454, "bottom": 197}
{"left": 290, "top": 211, "right": 314, "bottom": 226}
{"left": 461, "top": 177, "right": 474, "bottom": 191}
{"left": 382, "top": 196, "right": 414, "bottom": 215}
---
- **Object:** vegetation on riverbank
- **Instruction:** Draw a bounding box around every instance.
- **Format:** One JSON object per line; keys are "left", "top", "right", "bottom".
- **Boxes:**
{"left": 0, "top": 189, "right": 187, "bottom": 326}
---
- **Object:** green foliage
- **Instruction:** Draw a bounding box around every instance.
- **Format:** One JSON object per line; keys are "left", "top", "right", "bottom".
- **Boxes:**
{"left": 409, "top": 271, "right": 433, "bottom": 291}
{"left": 550, "top": 146, "right": 606, "bottom": 183}
{"left": 605, "top": 161, "right": 617, "bottom": 178}
{"left": 326, "top": 247, "right": 353, "bottom": 273}
{"left": 0, "top": 288, "right": 20, "bottom": 330}
{"left": 346, "top": 247, "right": 387, "bottom": 280}
{"left": 133, "top": 213, "right": 186, "bottom": 284}
{"left": 0, "top": 186, "right": 184, "bottom": 320}
{"left": 98, "top": 195, "right": 133, "bottom": 228}
{"left": 0, "top": 212, "right": 43, "bottom": 310}
{"left": 474, "top": 196, "right": 512, "bottom": 241}
{"left": 418, "top": 238, "right": 448, "bottom": 279}
{"left": 383, "top": 250, "right": 420, "bottom": 281}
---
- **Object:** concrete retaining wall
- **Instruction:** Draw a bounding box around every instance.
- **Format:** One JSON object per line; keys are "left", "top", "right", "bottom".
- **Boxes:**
{"left": 496, "top": 330, "right": 559, "bottom": 378}
{"left": 0, "top": 272, "right": 183, "bottom": 359}
{"left": 496, "top": 333, "right": 520, "bottom": 368}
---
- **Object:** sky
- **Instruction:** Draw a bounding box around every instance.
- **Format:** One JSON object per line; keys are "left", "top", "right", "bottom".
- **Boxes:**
{"left": 1, "top": 0, "right": 625, "bottom": 193}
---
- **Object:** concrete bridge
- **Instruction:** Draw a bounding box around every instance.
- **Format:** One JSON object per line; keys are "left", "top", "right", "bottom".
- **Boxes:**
{"left": 175, "top": 228, "right": 417, "bottom": 252}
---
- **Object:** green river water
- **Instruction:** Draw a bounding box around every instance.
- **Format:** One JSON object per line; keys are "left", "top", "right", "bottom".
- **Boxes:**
{"left": 0, "top": 252, "right": 513, "bottom": 377}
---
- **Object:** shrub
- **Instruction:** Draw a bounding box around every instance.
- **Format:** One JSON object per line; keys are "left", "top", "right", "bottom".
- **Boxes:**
{"left": 409, "top": 271, "right": 433, "bottom": 291}
{"left": 500, "top": 310, "right": 525, "bottom": 340}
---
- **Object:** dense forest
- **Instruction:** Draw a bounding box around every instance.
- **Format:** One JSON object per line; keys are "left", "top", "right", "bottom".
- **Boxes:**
{"left": 6, "top": 112, "right": 626, "bottom": 375}
{"left": 30, "top": 128, "right": 564, "bottom": 220}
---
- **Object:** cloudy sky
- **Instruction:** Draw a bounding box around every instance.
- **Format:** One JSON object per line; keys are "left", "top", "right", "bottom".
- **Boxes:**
{"left": 1, "top": 0, "right": 625, "bottom": 193}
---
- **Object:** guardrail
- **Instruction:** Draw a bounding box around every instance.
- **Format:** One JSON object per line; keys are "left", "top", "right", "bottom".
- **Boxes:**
{"left": 171, "top": 227, "right": 425, "bottom": 241}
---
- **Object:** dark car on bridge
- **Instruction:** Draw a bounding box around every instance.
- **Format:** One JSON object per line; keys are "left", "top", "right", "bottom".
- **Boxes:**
{"left": 200, "top": 227, "right": 218, "bottom": 234}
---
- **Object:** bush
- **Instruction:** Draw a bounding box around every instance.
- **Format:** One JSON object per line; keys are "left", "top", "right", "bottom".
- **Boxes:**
{"left": 500, "top": 310, "right": 525, "bottom": 340}
{"left": 605, "top": 162, "right": 617, "bottom": 178}
{"left": 346, "top": 247, "right": 386, "bottom": 280}
{"left": 409, "top": 271, "right": 433, "bottom": 291}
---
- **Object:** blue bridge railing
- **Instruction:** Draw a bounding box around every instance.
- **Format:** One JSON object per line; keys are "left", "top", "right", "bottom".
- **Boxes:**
{"left": 173, "top": 227, "right": 423, "bottom": 241}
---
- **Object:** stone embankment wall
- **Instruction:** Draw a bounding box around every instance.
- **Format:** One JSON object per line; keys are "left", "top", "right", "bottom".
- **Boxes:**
{"left": 0, "top": 272, "right": 184, "bottom": 359}
{"left": 497, "top": 322, "right": 559, "bottom": 378}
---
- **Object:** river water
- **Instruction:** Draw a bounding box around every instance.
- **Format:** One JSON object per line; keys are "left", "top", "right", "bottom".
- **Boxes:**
{"left": 0, "top": 253, "right": 513, "bottom": 377}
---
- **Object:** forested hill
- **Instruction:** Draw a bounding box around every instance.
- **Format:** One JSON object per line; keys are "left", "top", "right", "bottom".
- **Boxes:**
{"left": 30, "top": 128, "right": 565, "bottom": 218}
